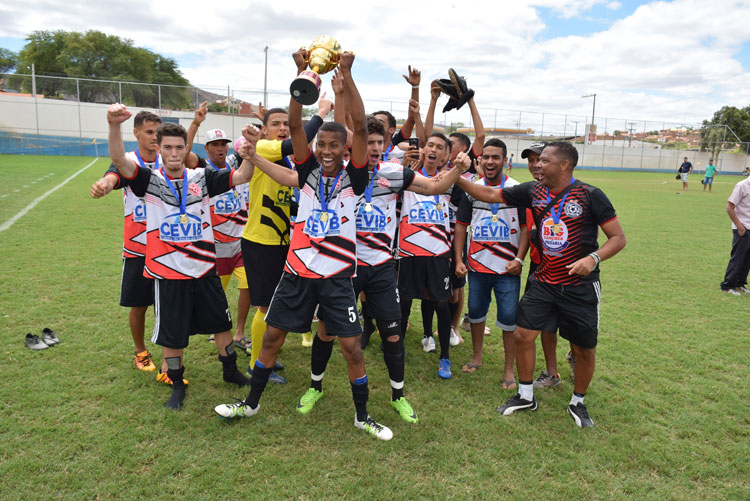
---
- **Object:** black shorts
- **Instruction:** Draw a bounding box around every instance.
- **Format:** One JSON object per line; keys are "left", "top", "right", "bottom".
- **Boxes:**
{"left": 120, "top": 257, "right": 154, "bottom": 307}
{"left": 397, "top": 256, "right": 452, "bottom": 301}
{"left": 241, "top": 239, "right": 288, "bottom": 307}
{"left": 451, "top": 258, "right": 466, "bottom": 289}
{"left": 152, "top": 275, "right": 233, "bottom": 349}
{"left": 353, "top": 262, "right": 401, "bottom": 322}
{"left": 515, "top": 279, "right": 601, "bottom": 349}
{"left": 265, "top": 272, "right": 362, "bottom": 337}
{"left": 525, "top": 261, "right": 539, "bottom": 293}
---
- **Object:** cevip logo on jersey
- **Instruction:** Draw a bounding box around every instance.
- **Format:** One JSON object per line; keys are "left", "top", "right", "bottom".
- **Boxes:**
{"left": 409, "top": 201, "right": 444, "bottom": 224}
{"left": 473, "top": 216, "right": 511, "bottom": 242}
{"left": 214, "top": 192, "right": 242, "bottom": 214}
{"left": 133, "top": 201, "right": 147, "bottom": 222}
{"left": 160, "top": 213, "right": 203, "bottom": 242}
{"left": 304, "top": 210, "right": 340, "bottom": 237}
{"left": 356, "top": 204, "right": 387, "bottom": 232}
{"left": 540, "top": 217, "right": 569, "bottom": 254}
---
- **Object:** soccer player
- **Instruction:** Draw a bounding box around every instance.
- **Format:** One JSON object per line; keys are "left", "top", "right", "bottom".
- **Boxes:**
{"left": 215, "top": 50, "right": 395, "bottom": 440}
{"left": 456, "top": 142, "right": 626, "bottom": 428}
{"left": 101, "top": 104, "right": 257, "bottom": 410}
{"left": 89, "top": 111, "right": 168, "bottom": 376}
{"left": 186, "top": 108, "right": 252, "bottom": 353}
{"left": 454, "top": 139, "right": 528, "bottom": 389}
{"left": 239, "top": 95, "right": 332, "bottom": 383}
{"left": 300, "top": 117, "right": 470, "bottom": 423}
{"left": 397, "top": 132, "right": 465, "bottom": 379}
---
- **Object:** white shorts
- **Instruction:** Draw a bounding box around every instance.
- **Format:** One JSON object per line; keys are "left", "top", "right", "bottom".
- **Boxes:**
{"left": 681, "top": 173, "right": 689, "bottom": 182}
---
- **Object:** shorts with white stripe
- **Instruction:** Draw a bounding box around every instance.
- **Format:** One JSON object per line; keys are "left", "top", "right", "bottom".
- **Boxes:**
{"left": 515, "top": 279, "right": 601, "bottom": 349}
{"left": 151, "top": 275, "right": 232, "bottom": 349}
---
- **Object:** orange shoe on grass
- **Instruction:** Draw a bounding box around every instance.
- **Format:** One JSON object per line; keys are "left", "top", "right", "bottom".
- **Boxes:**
{"left": 156, "top": 370, "right": 189, "bottom": 386}
{"left": 134, "top": 351, "right": 156, "bottom": 371}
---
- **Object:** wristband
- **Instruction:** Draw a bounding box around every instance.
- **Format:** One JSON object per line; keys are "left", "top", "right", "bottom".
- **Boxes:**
{"left": 412, "top": 85, "right": 419, "bottom": 89}
{"left": 589, "top": 252, "right": 601, "bottom": 265}
{"left": 513, "top": 257, "right": 523, "bottom": 265}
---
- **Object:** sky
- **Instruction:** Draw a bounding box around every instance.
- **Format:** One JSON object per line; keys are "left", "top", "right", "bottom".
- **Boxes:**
{"left": 1, "top": 0, "right": 749, "bottom": 133}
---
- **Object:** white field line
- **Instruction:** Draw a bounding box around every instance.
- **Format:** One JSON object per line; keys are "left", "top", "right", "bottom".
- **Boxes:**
{"left": 0, "top": 158, "right": 100, "bottom": 233}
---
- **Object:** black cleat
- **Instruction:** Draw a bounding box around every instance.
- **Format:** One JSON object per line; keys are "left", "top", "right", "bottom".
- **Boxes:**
{"left": 568, "top": 402, "right": 595, "bottom": 428}
{"left": 496, "top": 393, "right": 538, "bottom": 416}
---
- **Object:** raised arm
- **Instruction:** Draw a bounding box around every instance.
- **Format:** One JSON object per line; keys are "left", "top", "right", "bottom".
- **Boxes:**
{"left": 231, "top": 126, "right": 259, "bottom": 186}
{"left": 467, "top": 95, "right": 485, "bottom": 156}
{"left": 411, "top": 99, "right": 427, "bottom": 146}
{"left": 399, "top": 66, "right": 420, "bottom": 140}
{"left": 424, "top": 79, "right": 441, "bottom": 137}
{"left": 408, "top": 151, "right": 471, "bottom": 195}
{"left": 339, "top": 52, "right": 366, "bottom": 166}
{"left": 290, "top": 49, "right": 313, "bottom": 162}
{"left": 107, "top": 104, "right": 136, "bottom": 179}
{"left": 185, "top": 101, "right": 208, "bottom": 167}
{"left": 455, "top": 175, "right": 503, "bottom": 203}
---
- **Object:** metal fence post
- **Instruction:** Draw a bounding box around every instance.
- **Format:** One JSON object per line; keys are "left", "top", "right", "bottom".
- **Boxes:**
{"left": 158, "top": 84, "right": 162, "bottom": 110}
{"left": 119, "top": 81, "right": 122, "bottom": 103}
{"left": 76, "top": 78, "right": 82, "bottom": 138}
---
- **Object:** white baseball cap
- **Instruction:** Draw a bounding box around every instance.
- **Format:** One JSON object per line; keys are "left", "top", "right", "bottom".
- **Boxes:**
{"left": 205, "top": 129, "right": 231, "bottom": 144}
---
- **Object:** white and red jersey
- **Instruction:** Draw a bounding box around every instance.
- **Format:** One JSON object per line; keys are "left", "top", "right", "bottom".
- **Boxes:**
{"left": 456, "top": 174, "right": 525, "bottom": 275}
{"left": 205, "top": 158, "right": 248, "bottom": 259}
{"left": 355, "top": 162, "right": 415, "bottom": 266}
{"left": 285, "top": 150, "right": 368, "bottom": 279}
{"left": 121, "top": 164, "right": 234, "bottom": 280}
{"left": 397, "top": 168, "right": 463, "bottom": 259}
{"left": 107, "top": 151, "right": 162, "bottom": 258}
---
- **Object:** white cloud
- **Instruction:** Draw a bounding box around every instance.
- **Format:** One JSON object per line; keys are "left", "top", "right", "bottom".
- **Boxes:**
{"left": 1, "top": 0, "right": 749, "bottom": 129}
{"left": 606, "top": 1, "right": 622, "bottom": 10}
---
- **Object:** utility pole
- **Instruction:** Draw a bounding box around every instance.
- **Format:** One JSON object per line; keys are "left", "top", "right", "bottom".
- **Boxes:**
{"left": 627, "top": 122, "right": 637, "bottom": 147}
{"left": 572, "top": 120, "right": 580, "bottom": 140}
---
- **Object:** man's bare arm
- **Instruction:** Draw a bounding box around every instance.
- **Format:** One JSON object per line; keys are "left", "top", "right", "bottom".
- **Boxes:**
{"left": 107, "top": 104, "right": 136, "bottom": 178}
{"left": 290, "top": 49, "right": 312, "bottom": 162}
{"left": 467, "top": 96, "right": 485, "bottom": 156}
{"left": 424, "top": 80, "right": 441, "bottom": 138}
{"left": 339, "top": 52, "right": 367, "bottom": 166}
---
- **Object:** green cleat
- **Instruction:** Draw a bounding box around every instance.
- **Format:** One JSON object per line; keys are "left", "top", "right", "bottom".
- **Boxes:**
{"left": 296, "top": 388, "right": 324, "bottom": 415}
{"left": 391, "top": 397, "right": 418, "bottom": 423}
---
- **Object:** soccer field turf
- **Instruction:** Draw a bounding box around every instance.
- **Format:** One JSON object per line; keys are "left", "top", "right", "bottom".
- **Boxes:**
{"left": 0, "top": 154, "right": 747, "bottom": 499}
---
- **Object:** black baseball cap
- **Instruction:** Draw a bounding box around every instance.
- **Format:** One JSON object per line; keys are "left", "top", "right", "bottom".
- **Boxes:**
{"left": 521, "top": 141, "right": 547, "bottom": 159}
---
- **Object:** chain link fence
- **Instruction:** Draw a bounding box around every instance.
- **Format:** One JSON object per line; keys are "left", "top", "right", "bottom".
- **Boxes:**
{"left": 1, "top": 72, "right": 748, "bottom": 172}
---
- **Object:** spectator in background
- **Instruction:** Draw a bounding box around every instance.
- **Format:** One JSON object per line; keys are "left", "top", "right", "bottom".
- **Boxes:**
{"left": 678, "top": 156, "right": 692, "bottom": 191}
{"left": 703, "top": 159, "right": 716, "bottom": 193}
{"left": 720, "top": 176, "right": 750, "bottom": 295}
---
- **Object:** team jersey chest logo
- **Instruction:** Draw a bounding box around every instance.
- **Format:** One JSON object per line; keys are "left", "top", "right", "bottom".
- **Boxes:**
{"left": 304, "top": 210, "right": 341, "bottom": 237}
{"left": 133, "top": 200, "right": 147, "bottom": 222}
{"left": 564, "top": 200, "right": 583, "bottom": 218}
{"left": 473, "top": 215, "right": 511, "bottom": 242}
{"left": 356, "top": 202, "right": 387, "bottom": 232}
{"left": 214, "top": 190, "right": 243, "bottom": 214}
{"left": 540, "top": 217, "right": 569, "bottom": 254}
{"left": 160, "top": 213, "right": 203, "bottom": 242}
{"left": 409, "top": 201, "right": 445, "bottom": 224}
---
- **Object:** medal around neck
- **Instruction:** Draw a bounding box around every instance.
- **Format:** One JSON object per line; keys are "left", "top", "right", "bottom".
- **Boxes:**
{"left": 291, "top": 36, "right": 342, "bottom": 105}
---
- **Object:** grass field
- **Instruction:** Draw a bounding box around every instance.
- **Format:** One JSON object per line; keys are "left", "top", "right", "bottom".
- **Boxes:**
{"left": 0, "top": 154, "right": 748, "bottom": 499}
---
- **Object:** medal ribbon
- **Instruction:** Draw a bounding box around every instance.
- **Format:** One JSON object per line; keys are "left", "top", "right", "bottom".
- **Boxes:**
{"left": 485, "top": 174, "right": 507, "bottom": 216}
{"left": 545, "top": 177, "right": 575, "bottom": 224}
{"left": 161, "top": 168, "right": 188, "bottom": 217}
{"left": 364, "top": 165, "right": 379, "bottom": 204}
{"left": 384, "top": 143, "right": 393, "bottom": 160}
{"left": 135, "top": 150, "right": 159, "bottom": 170}
{"left": 420, "top": 167, "right": 441, "bottom": 208}
{"left": 206, "top": 159, "right": 225, "bottom": 171}
{"left": 318, "top": 169, "right": 343, "bottom": 216}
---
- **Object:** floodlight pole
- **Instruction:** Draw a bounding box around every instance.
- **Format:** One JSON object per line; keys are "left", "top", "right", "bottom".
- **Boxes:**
{"left": 582, "top": 93, "right": 596, "bottom": 144}
{"left": 263, "top": 46, "right": 269, "bottom": 109}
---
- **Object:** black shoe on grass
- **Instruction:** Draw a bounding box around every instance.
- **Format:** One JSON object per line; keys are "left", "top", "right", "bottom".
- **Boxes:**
{"left": 496, "top": 393, "right": 538, "bottom": 416}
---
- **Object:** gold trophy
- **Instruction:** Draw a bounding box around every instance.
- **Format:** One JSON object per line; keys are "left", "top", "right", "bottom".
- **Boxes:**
{"left": 290, "top": 36, "right": 342, "bottom": 105}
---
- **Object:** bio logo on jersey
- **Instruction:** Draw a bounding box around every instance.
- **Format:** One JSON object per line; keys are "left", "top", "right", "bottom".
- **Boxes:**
{"left": 409, "top": 201, "right": 444, "bottom": 224}
{"left": 214, "top": 192, "right": 242, "bottom": 215}
{"left": 133, "top": 200, "right": 147, "bottom": 222}
{"left": 160, "top": 213, "right": 203, "bottom": 242}
{"left": 356, "top": 203, "right": 387, "bottom": 232}
{"left": 304, "top": 209, "right": 340, "bottom": 237}
{"left": 473, "top": 215, "right": 511, "bottom": 242}
{"left": 540, "top": 217, "right": 569, "bottom": 254}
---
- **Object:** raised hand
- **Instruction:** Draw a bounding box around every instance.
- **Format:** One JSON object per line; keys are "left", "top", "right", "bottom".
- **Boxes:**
{"left": 293, "top": 48, "right": 309, "bottom": 74}
{"left": 241, "top": 124, "right": 261, "bottom": 147}
{"left": 252, "top": 101, "right": 267, "bottom": 122}
{"left": 317, "top": 91, "right": 333, "bottom": 117}
{"left": 194, "top": 101, "right": 208, "bottom": 124}
{"left": 408, "top": 99, "right": 420, "bottom": 119}
{"left": 331, "top": 69, "right": 345, "bottom": 95}
{"left": 339, "top": 51, "right": 355, "bottom": 71}
{"left": 402, "top": 65, "right": 421, "bottom": 87}
{"left": 454, "top": 151, "right": 472, "bottom": 173}
{"left": 107, "top": 103, "right": 131, "bottom": 124}
{"left": 430, "top": 80, "right": 441, "bottom": 101}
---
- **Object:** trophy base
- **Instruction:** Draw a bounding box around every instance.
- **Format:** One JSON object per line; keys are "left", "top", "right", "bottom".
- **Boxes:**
{"left": 290, "top": 71, "right": 322, "bottom": 105}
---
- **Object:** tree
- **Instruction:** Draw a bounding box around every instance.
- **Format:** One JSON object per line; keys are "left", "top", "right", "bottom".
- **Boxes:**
{"left": 700, "top": 105, "right": 750, "bottom": 159}
{"left": 0, "top": 48, "right": 16, "bottom": 73}
{"left": 10, "top": 30, "right": 190, "bottom": 108}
